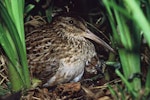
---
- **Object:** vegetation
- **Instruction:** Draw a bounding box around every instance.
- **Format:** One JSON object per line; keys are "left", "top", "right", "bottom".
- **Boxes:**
{"left": 103, "top": 0, "right": 150, "bottom": 99}
{"left": 0, "top": 0, "right": 30, "bottom": 92}
{"left": 0, "top": 0, "right": 150, "bottom": 99}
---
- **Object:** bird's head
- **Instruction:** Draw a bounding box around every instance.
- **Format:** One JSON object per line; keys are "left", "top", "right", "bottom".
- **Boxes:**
{"left": 52, "top": 15, "right": 116, "bottom": 53}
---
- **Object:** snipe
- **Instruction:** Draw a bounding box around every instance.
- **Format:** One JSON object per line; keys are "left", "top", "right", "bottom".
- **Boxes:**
{"left": 26, "top": 15, "right": 115, "bottom": 87}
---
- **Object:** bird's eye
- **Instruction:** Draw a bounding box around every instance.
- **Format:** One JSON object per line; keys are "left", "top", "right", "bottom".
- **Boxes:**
{"left": 69, "top": 20, "right": 74, "bottom": 24}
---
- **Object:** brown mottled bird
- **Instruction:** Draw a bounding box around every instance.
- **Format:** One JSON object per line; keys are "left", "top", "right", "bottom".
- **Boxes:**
{"left": 26, "top": 15, "right": 115, "bottom": 87}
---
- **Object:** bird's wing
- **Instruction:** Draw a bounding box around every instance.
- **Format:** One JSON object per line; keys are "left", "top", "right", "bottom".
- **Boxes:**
{"left": 26, "top": 25, "right": 60, "bottom": 81}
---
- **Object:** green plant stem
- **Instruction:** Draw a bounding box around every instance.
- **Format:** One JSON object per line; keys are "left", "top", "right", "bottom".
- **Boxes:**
{"left": 7, "top": 61, "right": 23, "bottom": 92}
{"left": 115, "top": 69, "right": 137, "bottom": 97}
{"left": 0, "top": 1, "right": 31, "bottom": 91}
{"left": 124, "top": 0, "right": 150, "bottom": 46}
{"left": 119, "top": 49, "right": 141, "bottom": 91}
{"left": 102, "top": 0, "right": 141, "bottom": 95}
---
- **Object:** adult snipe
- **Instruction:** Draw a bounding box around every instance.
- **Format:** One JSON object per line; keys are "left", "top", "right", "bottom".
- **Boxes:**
{"left": 26, "top": 15, "right": 115, "bottom": 87}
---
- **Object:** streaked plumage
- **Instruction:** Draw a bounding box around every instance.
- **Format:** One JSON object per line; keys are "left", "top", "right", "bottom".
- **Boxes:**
{"left": 26, "top": 15, "right": 115, "bottom": 87}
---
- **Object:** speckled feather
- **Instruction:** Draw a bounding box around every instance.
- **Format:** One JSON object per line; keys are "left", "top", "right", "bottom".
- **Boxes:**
{"left": 26, "top": 15, "right": 97, "bottom": 86}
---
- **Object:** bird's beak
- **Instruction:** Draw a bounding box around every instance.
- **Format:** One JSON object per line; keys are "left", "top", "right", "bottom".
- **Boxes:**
{"left": 84, "top": 29, "right": 116, "bottom": 53}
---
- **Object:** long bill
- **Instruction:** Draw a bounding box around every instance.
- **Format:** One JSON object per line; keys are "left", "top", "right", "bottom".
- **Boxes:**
{"left": 84, "top": 29, "right": 116, "bottom": 54}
